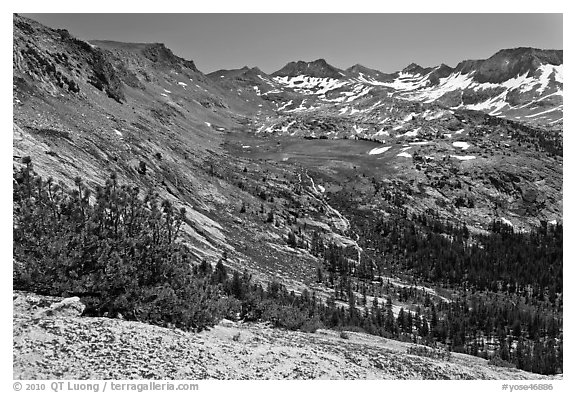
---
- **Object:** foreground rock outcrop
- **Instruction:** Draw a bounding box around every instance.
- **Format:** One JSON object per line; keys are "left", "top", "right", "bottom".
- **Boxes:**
{"left": 13, "top": 291, "right": 554, "bottom": 380}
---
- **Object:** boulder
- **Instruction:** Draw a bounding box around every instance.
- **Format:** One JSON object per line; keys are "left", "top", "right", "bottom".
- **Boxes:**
{"left": 34, "top": 296, "right": 85, "bottom": 319}
{"left": 521, "top": 186, "right": 538, "bottom": 203}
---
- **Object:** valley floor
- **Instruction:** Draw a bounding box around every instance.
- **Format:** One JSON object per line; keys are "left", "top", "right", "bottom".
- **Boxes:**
{"left": 13, "top": 292, "right": 555, "bottom": 380}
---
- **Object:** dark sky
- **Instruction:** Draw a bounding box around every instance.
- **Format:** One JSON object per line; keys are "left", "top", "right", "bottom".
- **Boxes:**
{"left": 21, "top": 13, "right": 563, "bottom": 75}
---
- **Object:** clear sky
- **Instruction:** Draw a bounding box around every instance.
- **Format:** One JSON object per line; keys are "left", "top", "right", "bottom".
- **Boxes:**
{"left": 21, "top": 13, "right": 563, "bottom": 75}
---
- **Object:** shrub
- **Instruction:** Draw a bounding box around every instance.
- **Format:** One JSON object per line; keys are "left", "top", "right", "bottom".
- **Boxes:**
{"left": 488, "top": 355, "right": 517, "bottom": 369}
{"left": 340, "top": 325, "right": 367, "bottom": 334}
{"left": 407, "top": 345, "right": 452, "bottom": 361}
{"left": 137, "top": 160, "right": 147, "bottom": 174}
{"left": 258, "top": 300, "right": 308, "bottom": 330}
{"left": 300, "top": 316, "right": 324, "bottom": 333}
{"left": 13, "top": 163, "right": 227, "bottom": 331}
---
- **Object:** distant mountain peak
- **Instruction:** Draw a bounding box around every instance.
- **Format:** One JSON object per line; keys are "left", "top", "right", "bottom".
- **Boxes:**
{"left": 240, "top": 66, "right": 269, "bottom": 80}
{"left": 402, "top": 63, "right": 429, "bottom": 75}
{"left": 89, "top": 40, "right": 199, "bottom": 72}
{"left": 272, "top": 59, "right": 344, "bottom": 79}
{"left": 206, "top": 65, "right": 270, "bottom": 83}
{"left": 472, "top": 47, "right": 563, "bottom": 83}
{"left": 309, "top": 58, "right": 329, "bottom": 66}
{"left": 347, "top": 64, "right": 372, "bottom": 73}
{"left": 345, "top": 64, "right": 395, "bottom": 83}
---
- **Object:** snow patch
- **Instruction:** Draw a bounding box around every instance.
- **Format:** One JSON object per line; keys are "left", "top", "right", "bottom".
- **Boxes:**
{"left": 403, "top": 112, "right": 417, "bottom": 122}
{"left": 524, "top": 105, "right": 562, "bottom": 118}
{"left": 423, "top": 110, "right": 447, "bottom": 120}
{"left": 274, "top": 75, "right": 348, "bottom": 96}
{"left": 287, "top": 99, "right": 308, "bottom": 112}
{"left": 368, "top": 146, "right": 392, "bottom": 155}
{"left": 375, "top": 129, "right": 390, "bottom": 137}
{"left": 281, "top": 120, "right": 296, "bottom": 133}
{"left": 500, "top": 217, "right": 513, "bottom": 227}
{"left": 451, "top": 155, "right": 476, "bottom": 161}
{"left": 396, "top": 127, "right": 420, "bottom": 138}
{"left": 452, "top": 141, "right": 471, "bottom": 150}
{"left": 277, "top": 100, "right": 293, "bottom": 111}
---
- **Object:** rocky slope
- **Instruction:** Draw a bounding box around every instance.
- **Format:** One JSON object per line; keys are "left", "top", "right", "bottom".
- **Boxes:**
{"left": 13, "top": 291, "right": 554, "bottom": 380}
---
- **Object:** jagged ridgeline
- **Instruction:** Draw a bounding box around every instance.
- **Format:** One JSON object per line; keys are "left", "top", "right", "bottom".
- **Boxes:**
{"left": 13, "top": 13, "right": 562, "bottom": 378}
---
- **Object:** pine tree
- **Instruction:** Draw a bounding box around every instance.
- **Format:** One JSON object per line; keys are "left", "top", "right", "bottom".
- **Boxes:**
{"left": 397, "top": 308, "right": 406, "bottom": 332}
{"left": 316, "top": 267, "right": 323, "bottom": 284}
{"left": 212, "top": 259, "right": 228, "bottom": 284}
{"left": 420, "top": 316, "right": 430, "bottom": 337}
{"left": 348, "top": 288, "right": 357, "bottom": 324}
{"left": 230, "top": 270, "right": 244, "bottom": 300}
{"left": 499, "top": 338, "right": 511, "bottom": 361}
{"left": 287, "top": 230, "right": 297, "bottom": 247}
{"left": 385, "top": 308, "right": 396, "bottom": 335}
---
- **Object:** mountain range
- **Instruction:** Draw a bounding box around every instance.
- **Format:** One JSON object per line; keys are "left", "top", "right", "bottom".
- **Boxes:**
{"left": 207, "top": 47, "right": 562, "bottom": 126}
